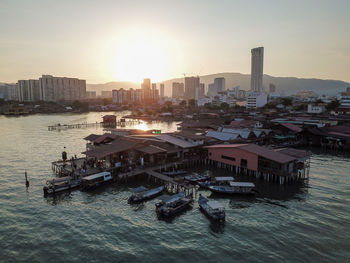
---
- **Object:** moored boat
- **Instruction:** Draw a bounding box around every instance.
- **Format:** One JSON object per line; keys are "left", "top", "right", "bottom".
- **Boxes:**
{"left": 162, "top": 170, "right": 187, "bottom": 177}
{"left": 184, "top": 173, "right": 210, "bottom": 184}
{"left": 43, "top": 176, "right": 81, "bottom": 196}
{"left": 198, "top": 176, "right": 234, "bottom": 189}
{"left": 198, "top": 194, "right": 225, "bottom": 222}
{"left": 128, "top": 185, "right": 165, "bottom": 204}
{"left": 208, "top": 181, "right": 256, "bottom": 195}
{"left": 155, "top": 192, "right": 193, "bottom": 217}
{"left": 81, "top": 171, "right": 112, "bottom": 191}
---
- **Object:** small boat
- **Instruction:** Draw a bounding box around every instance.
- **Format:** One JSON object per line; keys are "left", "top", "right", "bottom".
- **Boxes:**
{"left": 81, "top": 171, "right": 112, "bottom": 191}
{"left": 128, "top": 185, "right": 165, "bottom": 204}
{"left": 184, "top": 173, "right": 210, "bottom": 184}
{"left": 43, "top": 176, "right": 81, "bottom": 196}
{"left": 208, "top": 182, "right": 256, "bottom": 195}
{"left": 162, "top": 170, "right": 187, "bottom": 177}
{"left": 198, "top": 176, "right": 234, "bottom": 189}
{"left": 198, "top": 194, "right": 225, "bottom": 222}
{"left": 155, "top": 192, "right": 193, "bottom": 217}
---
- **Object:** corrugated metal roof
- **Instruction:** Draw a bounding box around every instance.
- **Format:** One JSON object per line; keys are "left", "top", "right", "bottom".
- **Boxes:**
{"left": 206, "top": 144, "right": 296, "bottom": 164}
{"left": 206, "top": 131, "right": 240, "bottom": 141}
{"left": 156, "top": 134, "right": 195, "bottom": 148}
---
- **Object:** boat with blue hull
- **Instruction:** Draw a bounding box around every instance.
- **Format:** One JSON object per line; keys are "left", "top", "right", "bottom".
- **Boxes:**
{"left": 198, "top": 194, "right": 225, "bottom": 222}
{"left": 128, "top": 185, "right": 165, "bottom": 204}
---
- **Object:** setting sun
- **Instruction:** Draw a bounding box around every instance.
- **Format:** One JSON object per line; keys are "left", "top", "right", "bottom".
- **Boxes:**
{"left": 104, "top": 28, "right": 177, "bottom": 83}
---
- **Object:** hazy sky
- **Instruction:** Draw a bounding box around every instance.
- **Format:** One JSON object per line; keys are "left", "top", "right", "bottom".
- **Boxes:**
{"left": 1, "top": 0, "right": 349, "bottom": 83}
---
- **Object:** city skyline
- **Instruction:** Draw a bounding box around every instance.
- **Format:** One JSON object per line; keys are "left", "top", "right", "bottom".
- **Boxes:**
{"left": 1, "top": 0, "right": 350, "bottom": 84}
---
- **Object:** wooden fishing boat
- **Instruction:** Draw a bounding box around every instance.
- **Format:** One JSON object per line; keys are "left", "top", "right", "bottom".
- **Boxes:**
{"left": 81, "top": 171, "right": 112, "bottom": 191}
{"left": 43, "top": 176, "right": 81, "bottom": 196}
{"left": 184, "top": 173, "right": 210, "bottom": 184}
{"left": 128, "top": 185, "right": 165, "bottom": 204}
{"left": 208, "top": 182, "right": 256, "bottom": 195}
{"left": 198, "top": 194, "right": 225, "bottom": 222}
{"left": 162, "top": 170, "right": 187, "bottom": 177}
{"left": 155, "top": 192, "right": 193, "bottom": 217}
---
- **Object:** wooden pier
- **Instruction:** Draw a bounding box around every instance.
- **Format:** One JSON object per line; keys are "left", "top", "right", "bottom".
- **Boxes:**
{"left": 48, "top": 120, "right": 140, "bottom": 131}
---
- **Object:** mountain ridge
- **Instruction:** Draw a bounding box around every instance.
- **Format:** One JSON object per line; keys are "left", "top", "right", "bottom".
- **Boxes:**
{"left": 87, "top": 73, "right": 349, "bottom": 97}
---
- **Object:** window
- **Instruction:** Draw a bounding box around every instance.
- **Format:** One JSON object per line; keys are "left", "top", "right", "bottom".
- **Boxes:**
{"left": 221, "top": 155, "right": 236, "bottom": 161}
{"left": 241, "top": 159, "right": 247, "bottom": 168}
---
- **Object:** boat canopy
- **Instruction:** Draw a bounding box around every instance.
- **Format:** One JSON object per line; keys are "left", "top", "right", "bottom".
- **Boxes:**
{"left": 207, "top": 200, "right": 224, "bottom": 210}
{"left": 215, "top": 177, "right": 234, "bottom": 182}
{"left": 49, "top": 176, "right": 72, "bottom": 183}
{"left": 229, "top": 182, "right": 255, "bottom": 187}
{"left": 165, "top": 192, "right": 185, "bottom": 204}
{"left": 82, "top": 171, "right": 111, "bottom": 181}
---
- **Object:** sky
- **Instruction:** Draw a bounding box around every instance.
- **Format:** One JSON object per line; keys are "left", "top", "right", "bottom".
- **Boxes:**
{"left": 0, "top": 0, "right": 349, "bottom": 84}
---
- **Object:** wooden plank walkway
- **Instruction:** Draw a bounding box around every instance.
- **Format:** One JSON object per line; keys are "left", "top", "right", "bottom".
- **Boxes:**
{"left": 145, "top": 170, "right": 177, "bottom": 184}
{"left": 48, "top": 120, "right": 140, "bottom": 131}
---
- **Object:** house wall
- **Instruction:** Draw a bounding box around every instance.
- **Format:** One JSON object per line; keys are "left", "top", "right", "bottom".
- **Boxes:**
{"left": 207, "top": 147, "right": 258, "bottom": 171}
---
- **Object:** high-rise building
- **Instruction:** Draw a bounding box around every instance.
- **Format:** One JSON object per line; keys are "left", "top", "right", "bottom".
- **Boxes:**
{"left": 246, "top": 92, "right": 267, "bottom": 108}
{"left": 172, "top": 82, "right": 184, "bottom": 98}
{"left": 199, "top": 83, "right": 205, "bottom": 99}
{"left": 0, "top": 84, "right": 19, "bottom": 101}
{"left": 39, "top": 75, "right": 86, "bottom": 101}
{"left": 142, "top": 78, "right": 152, "bottom": 102}
{"left": 184, "top": 76, "right": 200, "bottom": 100}
{"left": 251, "top": 47, "right": 264, "bottom": 92}
{"left": 214, "top": 77, "right": 225, "bottom": 93}
{"left": 18, "top": 79, "right": 40, "bottom": 102}
{"left": 160, "top": 83, "right": 165, "bottom": 98}
{"left": 207, "top": 83, "right": 217, "bottom": 97}
{"left": 269, "top": 83, "right": 276, "bottom": 93}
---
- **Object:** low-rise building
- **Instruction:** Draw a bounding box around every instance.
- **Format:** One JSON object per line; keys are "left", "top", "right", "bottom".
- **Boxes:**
{"left": 307, "top": 104, "right": 326, "bottom": 114}
{"left": 246, "top": 92, "right": 267, "bottom": 108}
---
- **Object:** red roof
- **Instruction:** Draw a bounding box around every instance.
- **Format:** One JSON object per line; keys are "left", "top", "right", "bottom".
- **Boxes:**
{"left": 206, "top": 144, "right": 296, "bottom": 163}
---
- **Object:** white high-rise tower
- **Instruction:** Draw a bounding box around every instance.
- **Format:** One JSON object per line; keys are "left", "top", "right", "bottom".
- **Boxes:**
{"left": 251, "top": 47, "right": 264, "bottom": 92}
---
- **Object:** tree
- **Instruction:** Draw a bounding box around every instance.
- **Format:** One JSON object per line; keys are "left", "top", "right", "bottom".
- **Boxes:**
{"left": 220, "top": 102, "right": 229, "bottom": 111}
{"left": 281, "top": 97, "right": 293, "bottom": 107}
{"left": 326, "top": 99, "right": 340, "bottom": 111}
{"left": 188, "top": 99, "right": 196, "bottom": 107}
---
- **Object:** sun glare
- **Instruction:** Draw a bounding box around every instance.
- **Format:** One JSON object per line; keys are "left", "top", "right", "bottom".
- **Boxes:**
{"left": 105, "top": 28, "right": 175, "bottom": 83}
{"left": 134, "top": 121, "right": 149, "bottom": 131}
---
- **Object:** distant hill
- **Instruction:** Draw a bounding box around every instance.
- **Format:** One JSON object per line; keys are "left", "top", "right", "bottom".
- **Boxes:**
{"left": 87, "top": 73, "right": 350, "bottom": 97}
{"left": 87, "top": 81, "right": 139, "bottom": 94}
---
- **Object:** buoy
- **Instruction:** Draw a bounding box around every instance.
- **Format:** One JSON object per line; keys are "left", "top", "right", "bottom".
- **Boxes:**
{"left": 25, "top": 171, "right": 29, "bottom": 187}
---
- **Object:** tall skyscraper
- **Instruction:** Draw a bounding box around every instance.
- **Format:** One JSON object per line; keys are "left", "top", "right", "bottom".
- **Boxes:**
{"left": 160, "top": 83, "right": 165, "bottom": 98}
{"left": 142, "top": 78, "right": 152, "bottom": 102}
{"left": 214, "top": 77, "right": 225, "bottom": 93}
{"left": 172, "top": 82, "right": 184, "bottom": 98}
{"left": 184, "top": 76, "right": 200, "bottom": 100}
{"left": 269, "top": 83, "right": 276, "bottom": 93}
{"left": 251, "top": 47, "right": 264, "bottom": 92}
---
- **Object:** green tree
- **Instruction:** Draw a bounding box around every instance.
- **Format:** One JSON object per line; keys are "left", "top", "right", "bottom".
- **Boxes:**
{"left": 281, "top": 97, "right": 293, "bottom": 107}
{"left": 188, "top": 99, "right": 196, "bottom": 107}
{"left": 220, "top": 102, "right": 229, "bottom": 111}
{"left": 326, "top": 99, "right": 340, "bottom": 111}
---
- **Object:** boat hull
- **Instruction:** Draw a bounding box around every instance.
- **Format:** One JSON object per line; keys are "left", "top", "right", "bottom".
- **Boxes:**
{"left": 128, "top": 186, "right": 165, "bottom": 204}
{"left": 208, "top": 186, "right": 255, "bottom": 195}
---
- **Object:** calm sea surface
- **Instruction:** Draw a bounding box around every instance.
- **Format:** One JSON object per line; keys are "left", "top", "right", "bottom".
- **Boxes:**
{"left": 0, "top": 112, "right": 349, "bottom": 263}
